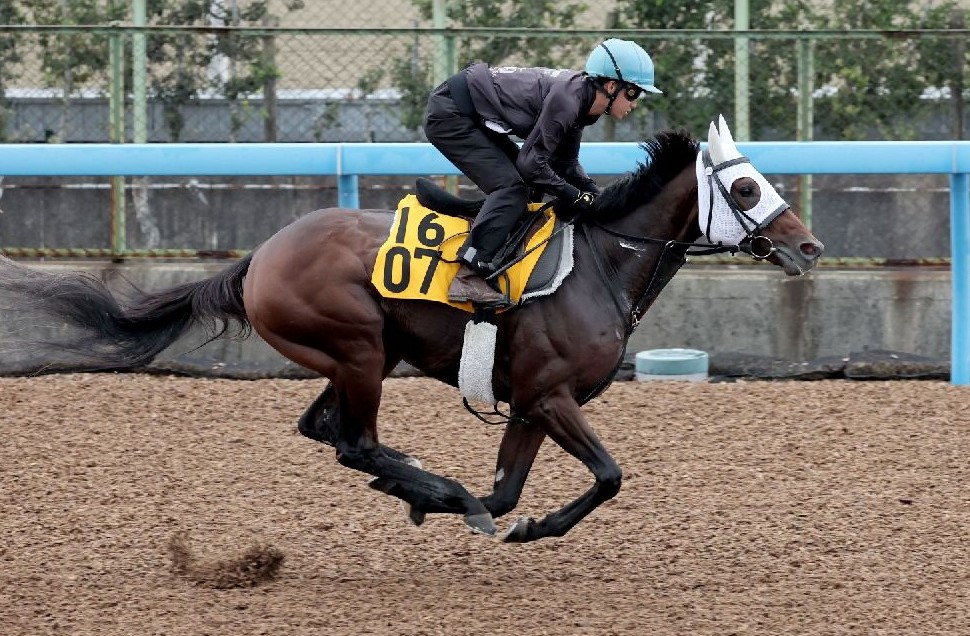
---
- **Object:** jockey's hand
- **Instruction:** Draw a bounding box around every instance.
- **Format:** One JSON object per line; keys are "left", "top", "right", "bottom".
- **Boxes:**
{"left": 553, "top": 187, "right": 597, "bottom": 221}
{"left": 574, "top": 191, "right": 597, "bottom": 210}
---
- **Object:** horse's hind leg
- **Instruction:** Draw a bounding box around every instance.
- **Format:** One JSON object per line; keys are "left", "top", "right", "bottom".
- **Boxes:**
{"left": 330, "top": 375, "right": 497, "bottom": 535}
{"left": 297, "top": 381, "right": 411, "bottom": 463}
{"left": 252, "top": 292, "right": 492, "bottom": 533}
{"left": 297, "top": 382, "right": 341, "bottom": 444}
{"left": 299, "top": 379, "right": 427, "bottom": 526}
{"left": 298, "top": 352, "right": 401, "bottom": 445}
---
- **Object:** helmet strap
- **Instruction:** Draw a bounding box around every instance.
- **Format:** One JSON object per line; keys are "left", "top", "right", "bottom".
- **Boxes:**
{"left": 596, "top": 42, "right": 626, "bottom": 115}
{"left": 598, "top": 42, "right": 625, "bottom": 83}
{"left": 596, "top": 79, "right": 622, "bottom": 115}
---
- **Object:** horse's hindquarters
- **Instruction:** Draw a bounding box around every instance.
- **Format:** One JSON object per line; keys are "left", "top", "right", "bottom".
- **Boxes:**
{"left": 244, "top": 208, "right": 392, "bottom": 378}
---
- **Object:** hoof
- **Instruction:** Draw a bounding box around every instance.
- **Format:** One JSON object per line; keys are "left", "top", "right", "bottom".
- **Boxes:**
{"left": 403, "top": 504, "right": 427, "bottom": 527}
{"left": 502, "top": 516, "right": 534, "bottom": 543}
{"left": 400, "top": 457, "right": 425, "bottom": 526}
{"left": 464, "top": 512, "right": 497, "bottom": 536}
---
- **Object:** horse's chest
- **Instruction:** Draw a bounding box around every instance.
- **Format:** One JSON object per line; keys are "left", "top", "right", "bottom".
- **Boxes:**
{"left": 502, "top": 322, "right": 624, "bottom": 382}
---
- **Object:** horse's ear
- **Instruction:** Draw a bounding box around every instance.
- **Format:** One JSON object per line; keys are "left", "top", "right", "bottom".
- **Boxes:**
{"left": 717, "top": 114, "right": 742, "bottom": 160}
{"left": 707, "top": 121, "right": 723, "bottom": 164}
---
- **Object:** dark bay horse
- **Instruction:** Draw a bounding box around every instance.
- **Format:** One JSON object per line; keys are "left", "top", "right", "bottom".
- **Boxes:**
{"left": 0, "top": 120, "right": 822, "bottom": 542}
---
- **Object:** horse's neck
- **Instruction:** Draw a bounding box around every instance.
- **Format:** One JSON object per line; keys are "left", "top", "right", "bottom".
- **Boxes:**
{"left": 587, "top": 174, "right": 699, "bottom": 318}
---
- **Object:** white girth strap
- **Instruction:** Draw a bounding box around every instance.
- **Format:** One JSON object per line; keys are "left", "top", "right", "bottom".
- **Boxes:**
{"left": 458, "top": 319, "right": 497, "bottom": 406}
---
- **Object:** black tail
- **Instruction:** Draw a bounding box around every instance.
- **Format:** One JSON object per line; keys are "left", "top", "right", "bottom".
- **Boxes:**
{"left": 0, "top": 254, "right": 253, "bottom": 372}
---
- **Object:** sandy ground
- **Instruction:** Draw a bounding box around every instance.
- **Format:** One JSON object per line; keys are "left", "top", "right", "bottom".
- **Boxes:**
{"left": 1, "top": 375, "right": 968, "bottom": 635}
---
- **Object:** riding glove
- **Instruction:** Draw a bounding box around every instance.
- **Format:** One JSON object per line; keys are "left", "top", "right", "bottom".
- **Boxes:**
{"left": 550, "top": 184, "right": 598, "bottom": 220}
{"left": 574, "top": 191, "right": 596, "bottom": 209}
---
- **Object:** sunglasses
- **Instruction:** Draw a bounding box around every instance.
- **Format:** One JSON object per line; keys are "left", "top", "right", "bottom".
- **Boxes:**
{"left": 622, "top": 84, "right": 644, "bottom": 101}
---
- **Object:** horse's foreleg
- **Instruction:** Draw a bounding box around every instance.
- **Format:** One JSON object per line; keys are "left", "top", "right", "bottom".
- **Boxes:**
{"left": 502, "top": 393, "right": 621, "bottom": 543}
{"left": 479, "top": 417, "right": 546, "bottom": 518}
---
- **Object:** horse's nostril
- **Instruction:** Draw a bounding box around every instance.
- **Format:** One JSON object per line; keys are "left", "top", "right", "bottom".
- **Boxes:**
{"left": 800, "top": 241, "right": 823, "bottom": 259}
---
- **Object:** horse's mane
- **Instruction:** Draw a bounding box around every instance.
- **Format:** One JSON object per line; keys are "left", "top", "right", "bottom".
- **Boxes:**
{"left": 591, "top": 130, "right": 700, "bottom": 221}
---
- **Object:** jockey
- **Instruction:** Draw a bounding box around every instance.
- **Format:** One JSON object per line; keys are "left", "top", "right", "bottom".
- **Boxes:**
{"left": 424, "top": 38, "right": 662, "bottom": 305}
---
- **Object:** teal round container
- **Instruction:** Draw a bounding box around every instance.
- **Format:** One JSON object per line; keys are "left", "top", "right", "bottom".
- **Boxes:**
{"left": 635, "top": 349, "right": 709, "bottom": 382}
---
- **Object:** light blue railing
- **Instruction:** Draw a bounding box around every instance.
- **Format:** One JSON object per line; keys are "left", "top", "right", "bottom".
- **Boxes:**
{"left": 0, "top": 140, "right": 967, "bottom": 385}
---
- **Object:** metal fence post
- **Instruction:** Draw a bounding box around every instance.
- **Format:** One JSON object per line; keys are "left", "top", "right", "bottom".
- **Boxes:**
{"left": 132, "top": 2, "right": 147, "bottom": 144}
{"left": 432, "top": 0, "right": 459, "bottom": 195}
{"left": 797, "top": 37, "right": 814, "bottom": 230}
{"left": 262, "top": 14, "right": 279, "bottom": 142}
{"left": 338, "top": 175, "right": 360, "bottom": 209}
{"left": 109, "top": 30, "right": 126, "bottom": 259}
{"left": 951, "top": 172, "right": 970, "bottom": 385}
{"left": 734, "top": 0, "right": 750, "bottom": 141}
{"left": 951, "top": 10, "right": 965, "bottom": 141}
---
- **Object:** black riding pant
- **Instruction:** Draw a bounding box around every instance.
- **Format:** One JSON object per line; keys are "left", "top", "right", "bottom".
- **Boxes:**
{"left": 423, "top": 82, "right": 528, "bottom": 270}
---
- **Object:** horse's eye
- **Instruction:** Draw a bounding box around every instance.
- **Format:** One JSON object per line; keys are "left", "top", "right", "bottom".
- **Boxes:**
{"left": 739, "top": 186, "right": 755, "bottom": 198}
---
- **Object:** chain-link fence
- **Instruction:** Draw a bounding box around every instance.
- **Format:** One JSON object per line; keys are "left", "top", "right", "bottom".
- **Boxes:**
{"left": 0, "top": 1, "right": 967, "bottom": 262}
{"left": 1, "top": 18, "right": 966, "bottom": 144}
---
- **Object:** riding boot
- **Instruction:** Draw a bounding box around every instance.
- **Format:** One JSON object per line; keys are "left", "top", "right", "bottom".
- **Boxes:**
{"left": 447, "top": 264, "right": 508, "bottom": 306}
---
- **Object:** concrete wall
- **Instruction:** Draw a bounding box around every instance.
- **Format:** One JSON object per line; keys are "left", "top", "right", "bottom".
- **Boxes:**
{"left": 0, "top": 261, "right": 950, "bottom": 376}
{"left": 629, "top": 266, "right": 950, "bottom": 361}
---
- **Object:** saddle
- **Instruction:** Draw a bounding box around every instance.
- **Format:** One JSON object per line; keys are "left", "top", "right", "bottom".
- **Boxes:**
{"left": 414, "top": 177, "right": 566, "bottom": 289}
{"left": 410, "top": 178, "right": 575, "bottom": 405}
{"left": 415, "top": 177, "right": 484, "bottom": 219}
{"left": 370, "top": 183, "right": 574, "bottom": 312}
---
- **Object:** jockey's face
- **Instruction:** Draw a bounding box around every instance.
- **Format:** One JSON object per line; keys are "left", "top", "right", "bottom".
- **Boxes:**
{"left": 589, "top": 80, "right": 641, "bottom": 119}
{"left": 608, "top": 81, "right": 639, "bottom": 120}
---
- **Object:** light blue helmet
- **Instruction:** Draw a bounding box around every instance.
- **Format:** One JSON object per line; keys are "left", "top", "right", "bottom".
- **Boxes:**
{"left": 585, "top": 38, "right": 662, "bottom": 94}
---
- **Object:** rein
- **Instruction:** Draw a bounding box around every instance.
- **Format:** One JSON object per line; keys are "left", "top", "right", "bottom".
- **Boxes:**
{"left": 484, "top": 200, "right": 559, "bottom": 286}
{"left": 582, "top": 150, "right": 782, "bottom": 337}
{"left": 572, "top": 154, "right": 782, "bottom": 404}
{"left": 583, "top": 219, "right": 740, "bottom": 336}
{"left": 468, "top": 150, "right": 785, "bottom": 410}
{"left": 571, "top": 221, "right": 740, "bottom": 406}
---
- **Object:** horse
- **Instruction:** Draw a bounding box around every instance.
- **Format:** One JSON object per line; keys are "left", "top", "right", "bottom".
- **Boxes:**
{"left": 0, "top": 117, "right": 823, "bottom": 542}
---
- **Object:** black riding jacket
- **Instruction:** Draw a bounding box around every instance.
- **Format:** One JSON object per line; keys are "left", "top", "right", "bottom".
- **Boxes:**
{"left": 464, "top": 63, "right": 601, "bottom": 200}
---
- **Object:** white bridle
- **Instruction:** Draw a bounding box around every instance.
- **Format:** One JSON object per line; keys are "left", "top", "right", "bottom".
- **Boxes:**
{"left": 695, "top": 115, "right": 789, "bottom": 249}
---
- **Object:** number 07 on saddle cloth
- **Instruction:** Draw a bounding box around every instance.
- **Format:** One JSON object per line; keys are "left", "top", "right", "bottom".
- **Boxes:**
{"left": 371, "top": 195, "right": 558, "bottom": 313}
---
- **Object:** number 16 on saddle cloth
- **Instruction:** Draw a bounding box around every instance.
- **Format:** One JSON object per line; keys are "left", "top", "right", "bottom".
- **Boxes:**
{"left": 371, "top": 194, "right": 557, "bottom": 312}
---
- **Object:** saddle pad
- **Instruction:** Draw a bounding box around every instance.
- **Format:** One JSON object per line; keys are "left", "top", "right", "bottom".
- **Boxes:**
{"left": 371, "top": 195, "right": 557, "bottom": 312}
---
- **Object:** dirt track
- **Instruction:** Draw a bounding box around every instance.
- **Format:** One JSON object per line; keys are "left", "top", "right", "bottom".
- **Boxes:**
{"left": 1, "top": 375, "right": 968, "bottom": 635}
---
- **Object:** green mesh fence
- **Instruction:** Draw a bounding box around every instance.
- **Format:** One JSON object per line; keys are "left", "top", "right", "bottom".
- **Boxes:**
{"left": 0, "top": 4, "right": 967, "bottom": 261}
{"left": 1, "top": 23, "right": 965, "bottom": 144}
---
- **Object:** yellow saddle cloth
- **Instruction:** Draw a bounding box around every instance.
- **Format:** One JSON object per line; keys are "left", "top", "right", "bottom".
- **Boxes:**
{"left": 371, "top": 194, "right": 555, "bottom": 313}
